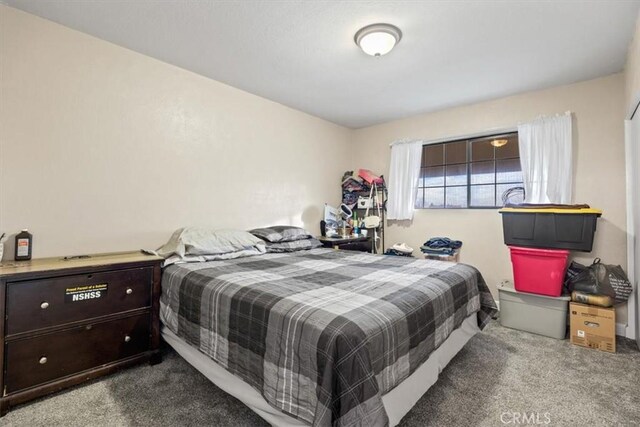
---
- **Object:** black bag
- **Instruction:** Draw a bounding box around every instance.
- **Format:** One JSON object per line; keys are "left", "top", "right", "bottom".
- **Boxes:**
{"left": 565, "top": 258, "right": 632, "bottom": 303}
{"left": 564, "top": 261, "right": 588, "bottom": 293}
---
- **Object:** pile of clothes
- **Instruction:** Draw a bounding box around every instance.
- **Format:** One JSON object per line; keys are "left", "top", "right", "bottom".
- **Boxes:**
{"left": 420, "top": 237, "right": 462, "bottom": 256}
{"left": 384, "top": 243, "right": 414, "bottom": 257}
{"left": 341, "top": 170, "right": 387, "bottom": 209}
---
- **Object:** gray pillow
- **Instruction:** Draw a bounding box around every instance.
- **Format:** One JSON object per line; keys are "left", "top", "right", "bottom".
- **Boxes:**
{"left": 250, "top": 225, "right": 313, "bottom": 243}
{"left": 161, "top": 246, "right": 266, "bottom": 267}
{"left": 265, "top": 238, "right": 323, "bottom": 253}
{"left": 155, "top": 227, "right": 266, "bottom": 258}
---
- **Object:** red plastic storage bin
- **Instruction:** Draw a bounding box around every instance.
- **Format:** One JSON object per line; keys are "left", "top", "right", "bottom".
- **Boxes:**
{"left": 509, "top": 246, "right": 570, "bottom": 297}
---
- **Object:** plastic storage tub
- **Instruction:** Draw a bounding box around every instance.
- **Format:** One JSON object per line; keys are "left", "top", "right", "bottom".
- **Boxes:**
{"left": 423, "top": 249, "right": 460, "bottom": 263}
{"left": 499, "top": 207, "right": 602, "bottom": 252}
{"left": 509, "top": 246, "right": 569, "bottom": 297}
{"left": 498, "top": 283, "right": 570, "bottom": 339}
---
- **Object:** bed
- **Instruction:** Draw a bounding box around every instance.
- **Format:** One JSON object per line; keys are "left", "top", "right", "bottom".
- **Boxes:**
{"left": 159, "top": 248, "right": 497, "bottom": 426}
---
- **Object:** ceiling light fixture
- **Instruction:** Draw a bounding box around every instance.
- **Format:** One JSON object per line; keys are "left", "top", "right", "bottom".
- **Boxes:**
{"left": 491, "top": 139, "right": 509, "bottom": 148}
{"left": 354, "top": 23, "right": 402, "bottom": 57}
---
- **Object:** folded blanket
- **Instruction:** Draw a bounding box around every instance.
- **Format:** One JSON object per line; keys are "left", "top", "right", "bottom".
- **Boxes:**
{"left": 504, "top": 203, "right": 590, "bottom": 209}
{"left": 420, "top": 246, "right": 456, "bottom": 256}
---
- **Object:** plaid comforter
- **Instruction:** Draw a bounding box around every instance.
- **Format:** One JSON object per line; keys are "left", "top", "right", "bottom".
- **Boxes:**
{"left": 160, "top": 249, "right": 497, "bottom": 427}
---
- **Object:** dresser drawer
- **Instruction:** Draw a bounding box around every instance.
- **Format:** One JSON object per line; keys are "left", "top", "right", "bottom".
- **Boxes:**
{"left": 4, "top": 313, "right": 150, "bottom": 394}
{"left": 333, "top": 241, "right": 372, "bottom": 252}
{"left": 6, "top": 267, "right": 153, "bottom": 335}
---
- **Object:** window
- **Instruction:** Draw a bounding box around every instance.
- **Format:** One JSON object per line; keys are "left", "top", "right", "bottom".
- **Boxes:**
{"left": 415, "top": 132, "right": 524, "bottom": 209}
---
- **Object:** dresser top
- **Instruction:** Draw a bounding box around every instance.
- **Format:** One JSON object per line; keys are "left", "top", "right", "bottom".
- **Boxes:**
{"left": 0, "top": 251, "right": 162, "bottom": 278}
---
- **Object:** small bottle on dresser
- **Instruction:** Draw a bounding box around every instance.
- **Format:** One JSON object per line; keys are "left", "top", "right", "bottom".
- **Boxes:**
{"left": 14, "top": 229, "right": 33, "bottom": 261}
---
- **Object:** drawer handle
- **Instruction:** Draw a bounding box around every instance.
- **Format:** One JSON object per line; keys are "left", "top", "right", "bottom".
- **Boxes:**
{"left": 39, "top": 356, "right": 48, "bottom": 365}
{"left": 125, "top": 288, "right": 133, "bottom": 295}
{"left": 40, "top": 301, "right": 49, "bottom": 309}
{"left": 124, "top": 335, "right": 131, "bottom": 343}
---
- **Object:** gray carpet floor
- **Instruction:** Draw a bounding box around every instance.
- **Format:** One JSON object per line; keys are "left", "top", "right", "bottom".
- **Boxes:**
{"left": 4, "top": 321, "right": 640, "bottom": 427}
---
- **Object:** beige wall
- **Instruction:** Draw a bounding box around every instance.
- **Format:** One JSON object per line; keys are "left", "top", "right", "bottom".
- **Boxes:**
{"left": 351, "top": 74, "right": 627, "bottom": 315}
{"left": 627, "top": 11, "right": 640, "bottom": 116}
{"left": 0, "top": 6, "right": 350, "bottom": 258}
{"left": 0, "top": 6, "right": 632, "bottom": 323}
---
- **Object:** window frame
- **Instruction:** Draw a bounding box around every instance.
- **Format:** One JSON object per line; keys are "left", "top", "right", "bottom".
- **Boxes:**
{"left": 416, "top": 131, "right": 523, "bottom": 209}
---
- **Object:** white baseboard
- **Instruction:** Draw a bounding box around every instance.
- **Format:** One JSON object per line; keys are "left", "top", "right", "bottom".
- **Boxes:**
{"left": 616, "top": 323, "right": 627, "bottom": 337}
{"left": 619, "top": 323, "right": 636, "bottom": 339}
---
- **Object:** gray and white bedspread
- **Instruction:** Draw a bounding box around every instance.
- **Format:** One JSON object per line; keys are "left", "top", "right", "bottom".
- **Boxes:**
{"left": 160, "top": 248, "right": 497, "bottom": 427}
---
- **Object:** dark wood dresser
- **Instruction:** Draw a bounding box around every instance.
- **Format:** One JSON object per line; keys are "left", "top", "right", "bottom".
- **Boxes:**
{"left": 0, "top": 251, "right": 162, "bottom": 416}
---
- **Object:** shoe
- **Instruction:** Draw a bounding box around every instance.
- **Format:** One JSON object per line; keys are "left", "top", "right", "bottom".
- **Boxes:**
{"left": 391, "top": 243, "right": 413, "bottom": 254}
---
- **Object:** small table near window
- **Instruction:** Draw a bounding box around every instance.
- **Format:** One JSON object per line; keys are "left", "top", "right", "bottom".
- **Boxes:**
{"left": 318, "top": 235, "right": 373, "bottom": 253}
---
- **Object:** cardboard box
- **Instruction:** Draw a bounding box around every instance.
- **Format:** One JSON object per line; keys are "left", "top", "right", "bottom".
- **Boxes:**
{"left": 569, "top": 302, "right": 616, "bottom": 353}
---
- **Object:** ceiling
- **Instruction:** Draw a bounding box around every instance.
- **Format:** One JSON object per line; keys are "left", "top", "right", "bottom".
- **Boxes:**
{"left": 5, "top": 0, "right": 640, "bottom": 128}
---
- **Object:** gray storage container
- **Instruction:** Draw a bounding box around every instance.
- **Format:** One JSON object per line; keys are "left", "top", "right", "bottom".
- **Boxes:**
{"left": 498, "top": 283, "right": 570, "bottom": 339}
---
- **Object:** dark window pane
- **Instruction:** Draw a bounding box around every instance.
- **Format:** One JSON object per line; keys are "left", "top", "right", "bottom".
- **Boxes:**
{"left": 445, "top": 141, "right": 467, "bottom": 164}
{"left": 417, "top": 132, "right": 519, "bottom": 209}
{"left": 471, "top": 161, "right": 495, "bottom": 184}
{"left": 471, "top": 140, "right": 494, "bottom": 161}
{"left": 446, "top": 164, "right": 467, "bottom": 186}
{"left": 423, "top": 144, "right": 444, "bottom": 167}
{"left": 424, "top": 187, "right": 444, "bottom": 208}
{"left": 421, "top": 166, "right": 445, "bottom": 187}
{"left": 446, "top": 186, "right": 468, "bottom": 208}
{"left": 470, "top": 185, "right": 495, "bottom": 207}
{"left": 497, "top": 184, "right": 525, "bottom": 206}
{"left": 497, "top": 159, "right": 523, "bottom": 183}
{"left": 415, "top": 187, "right": 425, "bottom": 209}
{"left": 495, "top": 135, "right": 519, "bottom": 159}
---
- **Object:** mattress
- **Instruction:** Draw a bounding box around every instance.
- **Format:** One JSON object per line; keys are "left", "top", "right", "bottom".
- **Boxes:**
{"left": 160, "top": 248, "right": 496, "bottom": 426}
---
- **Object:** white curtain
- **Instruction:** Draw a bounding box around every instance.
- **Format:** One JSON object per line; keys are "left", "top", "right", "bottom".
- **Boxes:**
{"left": 518, "top": 112, "right": 573, "bottom": 204}
{"left": 387, "top": 140, "right": 423, "bottom": 220}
